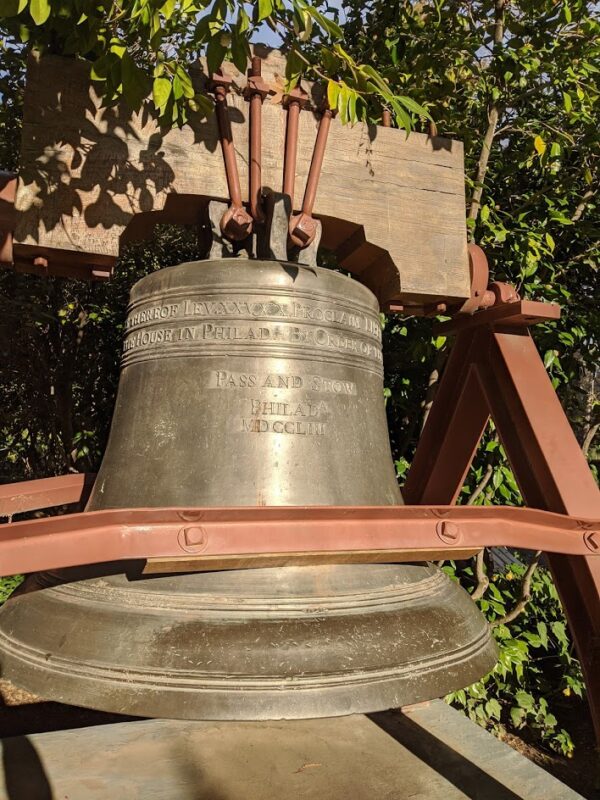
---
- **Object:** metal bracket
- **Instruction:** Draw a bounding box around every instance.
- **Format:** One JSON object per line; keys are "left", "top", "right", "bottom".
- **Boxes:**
{"left": 207, "top": 200, "right": 254, "bottom": 260}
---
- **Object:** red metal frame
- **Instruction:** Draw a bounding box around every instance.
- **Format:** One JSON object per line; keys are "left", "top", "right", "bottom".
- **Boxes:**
{"left": 405, "top": 324, "right": 600, "bottom": 740}
{"left": 1, "top": 503, "right": 597, "bottom": 575}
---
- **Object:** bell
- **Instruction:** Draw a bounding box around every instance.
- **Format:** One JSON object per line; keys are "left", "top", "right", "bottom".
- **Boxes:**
{"left": 0, "top": 259, "right": 497, "bottom": 719}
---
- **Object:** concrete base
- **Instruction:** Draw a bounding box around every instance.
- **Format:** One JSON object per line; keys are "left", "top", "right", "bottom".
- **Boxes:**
{"left": 0, "top": 701, "right": 583, "bottom": 799}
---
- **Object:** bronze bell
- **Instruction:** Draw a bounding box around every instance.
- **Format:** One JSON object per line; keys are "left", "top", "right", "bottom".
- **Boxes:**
{"left": 0, "top": 259, "right": 497, "bottom": 719}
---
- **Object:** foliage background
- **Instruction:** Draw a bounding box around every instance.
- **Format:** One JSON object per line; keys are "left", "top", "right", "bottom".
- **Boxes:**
{"left": 1, "top": 0, "right": 598, "bottom": 768}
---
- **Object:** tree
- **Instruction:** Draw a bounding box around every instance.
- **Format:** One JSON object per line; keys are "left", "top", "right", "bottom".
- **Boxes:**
{"left": 0, "top": 0, "right": 428, "bottom": 130}
{"left": 342, "top": 0, "right": 599, "bottom": 756}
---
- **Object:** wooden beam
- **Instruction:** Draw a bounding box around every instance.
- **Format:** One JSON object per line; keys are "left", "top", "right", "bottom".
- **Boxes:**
{"left": 13, "top": 48, "right": 470, "bottom": 307}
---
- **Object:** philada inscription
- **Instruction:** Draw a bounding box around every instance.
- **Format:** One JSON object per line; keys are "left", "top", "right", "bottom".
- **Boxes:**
{"left": 241, "top": 398, "right": 330, "bottom": 437}
{"left": 122, "top": 322, "right": 382, "bottom": 365}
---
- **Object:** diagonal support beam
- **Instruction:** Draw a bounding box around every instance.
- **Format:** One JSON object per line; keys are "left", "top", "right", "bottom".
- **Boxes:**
{"left": 479, "top": 328, "right": 600, "bottom": 741}
{"left": 403, "top": 329, "right": 490, "bottom": 505}
{"left": 406, "top": 321, "right": 600, "bottom": 741}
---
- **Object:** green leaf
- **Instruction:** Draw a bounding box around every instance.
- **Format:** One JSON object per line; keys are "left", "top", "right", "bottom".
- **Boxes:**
{"left": 327, "top": 80, "right": 340, "bottom": 111}
{"left": 515, "top": 690, "right": 534, "bottom": 711}
{"left": 510, "top": 706, "right": 526, "bottom": 727}
{"left": 257, "top": 0, "right": 273, "bottom": 22}
{"left": 397, "top": 94, "right": 432, "bottom": 121}
{"left": 230, "top": 31, "right": 249, "bottom": 73}
{"left": 122, "top": 52, "right": 151, "bottom": 110}
{"left": 238, "top": 6, "right": 250, "bottom": 33}
{"left": 485, "top": 699, "right": 502, "bottom": 721}
{"left": 153, "top": 76, "right": 172, "bottom": 111}
{"left": 161, "top": 0, "right": 176, "bottom": 19}
{"left": 206, "top": 36, "right": 226, "bottom": 76}
{"left": 90, "top": 54, "right": 114, "bottom": 82}
{"left": 29, "top": 0, "right": 50, "bottom": 25}
{"left": 563, "top": 92, "right": 572, "bottom": 112}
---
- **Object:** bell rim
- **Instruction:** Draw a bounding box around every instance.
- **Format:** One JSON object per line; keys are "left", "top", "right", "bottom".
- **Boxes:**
{"left": 0, "top": 622, "right": 497, "bottom": 721}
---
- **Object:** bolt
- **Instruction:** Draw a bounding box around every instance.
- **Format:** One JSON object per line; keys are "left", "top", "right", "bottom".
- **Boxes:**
{"left": 584, "top": 531, "right": 599, "bottom": 552}
{"left": 178, "top": 510, "right": 204, "bottom": 522}
{"left": 436, "top": 520, "right": 461, "bottom": 545}
{"left": 178, "top": 525, "right": 208, "bottom": 553}
{"left": 251, "top": 55, "right": 261, "bottom": 77}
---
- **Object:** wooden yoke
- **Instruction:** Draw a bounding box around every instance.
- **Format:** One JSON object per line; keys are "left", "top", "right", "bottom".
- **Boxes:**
{"left": 4, "top": 47, "right": 470, "bottom": 311}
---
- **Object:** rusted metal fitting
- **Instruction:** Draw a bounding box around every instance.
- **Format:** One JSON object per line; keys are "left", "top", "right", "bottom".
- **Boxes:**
{"left": 282, "top": 85, "right": 309, "bottom": 202}
{"left": 289, "top": 104, "right": 334, "bottom": 249}
{"left": 178, "top": 525, "right": 208, "bottom": 554}
{"left": 584, "top": 531, "right": 599, "bottom": 552}
{"left": 457, "top": 244, "right": 495, "bottom": 315}
{"left": 32, "top": 256, "right": 49, "bottom": 276}
{"left": 454, "top": 244, "right": 521, "bottom": 317}
{"left": 219, "top": 205, "right": 253, "bottom": 241}
{"left": 436, "top": 520, "right": 461, "bottom": 545}
{"left": 243, "top": 56, "right": 272, "bottom": 102}
{"left": 424, "top": 302, "right": 447, "bottom": 318}
{"left": 243, "top": 56, "right": 273, "bottom": 224}
{"left": 489, "top": 281, "right": 520, "bottom": 305}
{"left": 0, "top": 172, "right": 17, "bottom": 266}
{"left": 210, "top": 70, "right": 253, "bottom": 241}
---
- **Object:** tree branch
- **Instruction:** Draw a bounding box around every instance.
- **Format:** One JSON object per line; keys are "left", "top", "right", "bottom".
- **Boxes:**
{"left": 420, "top": 348, "right": 448, "bottom": 432}
{"left": 491, "top": 551, "right": 542, "bottom": 627}
{"left": 467, "top": 0, "right": 506, "bottom": 229}
{"left": 471, "top": 549, "right": 490, "bottom": 601}
{"left": 571, "top": 189, "right": 596, "bottom": 222}
{"left": 467, "top": 463, "right": 494, "bottom": 506}
{"left": 582, "top": 423, "right": 599, "bottom": 459}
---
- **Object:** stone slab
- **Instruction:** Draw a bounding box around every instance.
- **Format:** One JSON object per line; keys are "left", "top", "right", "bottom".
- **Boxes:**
{"left": 0, "top": 701, "right": 583, "bottom": 799}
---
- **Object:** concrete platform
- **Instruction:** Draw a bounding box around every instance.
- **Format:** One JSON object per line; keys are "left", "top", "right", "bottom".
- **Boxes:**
{"left": 0, "top": 701, "right": 583, "bottom": 799}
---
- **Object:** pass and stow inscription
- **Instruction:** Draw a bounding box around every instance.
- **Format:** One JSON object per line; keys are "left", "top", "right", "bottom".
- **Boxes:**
{"left": 213, "top": 371, "right": 353, "bottom": 438}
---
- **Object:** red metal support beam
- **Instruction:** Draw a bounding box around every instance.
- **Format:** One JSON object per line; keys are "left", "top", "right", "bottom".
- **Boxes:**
{"left": 406, "top": 316, "right": 600, "bottom": 741}
{"left": 403, "top": 329, "right": 490, "bottom": 505}
{"left": 0, "top": 503, "right": 597, "bottom": 577}
{"left": 480, "top": 328, "right": 600, "bottom": 741}
{"left": 0, "top": 473, "right": 95, "bottom": 517}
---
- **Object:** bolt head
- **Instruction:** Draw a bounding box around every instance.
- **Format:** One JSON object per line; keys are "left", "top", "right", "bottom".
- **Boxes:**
{"left": 289, "top": 213, "right": 317, "bottom": 248}
{"left": 436, "top": 520, "right": 461, "bottom": 545}
{"left": 220, "top": 206, "right": 253, "bottom": 241}
{"left": 584, "top": 531, "right": 599, "bottom": 552}
{"left": 178, "top": 525, "right": 208, "bottom": 553}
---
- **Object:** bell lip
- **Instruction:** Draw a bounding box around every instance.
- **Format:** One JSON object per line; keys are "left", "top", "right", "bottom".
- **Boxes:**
{"left": 128, "top": 258, "right": 380, "bottom": 313}
{"left": 0, "top": 627, "right": 498, "bottom": 721}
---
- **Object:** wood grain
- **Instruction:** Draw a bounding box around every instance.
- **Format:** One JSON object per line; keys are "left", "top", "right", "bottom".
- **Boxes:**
{"left": 14, "top": 48, "right": 470, "bottom": 306}
{"left": 142, "top": 548, "right": 480, "bottom": 574}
